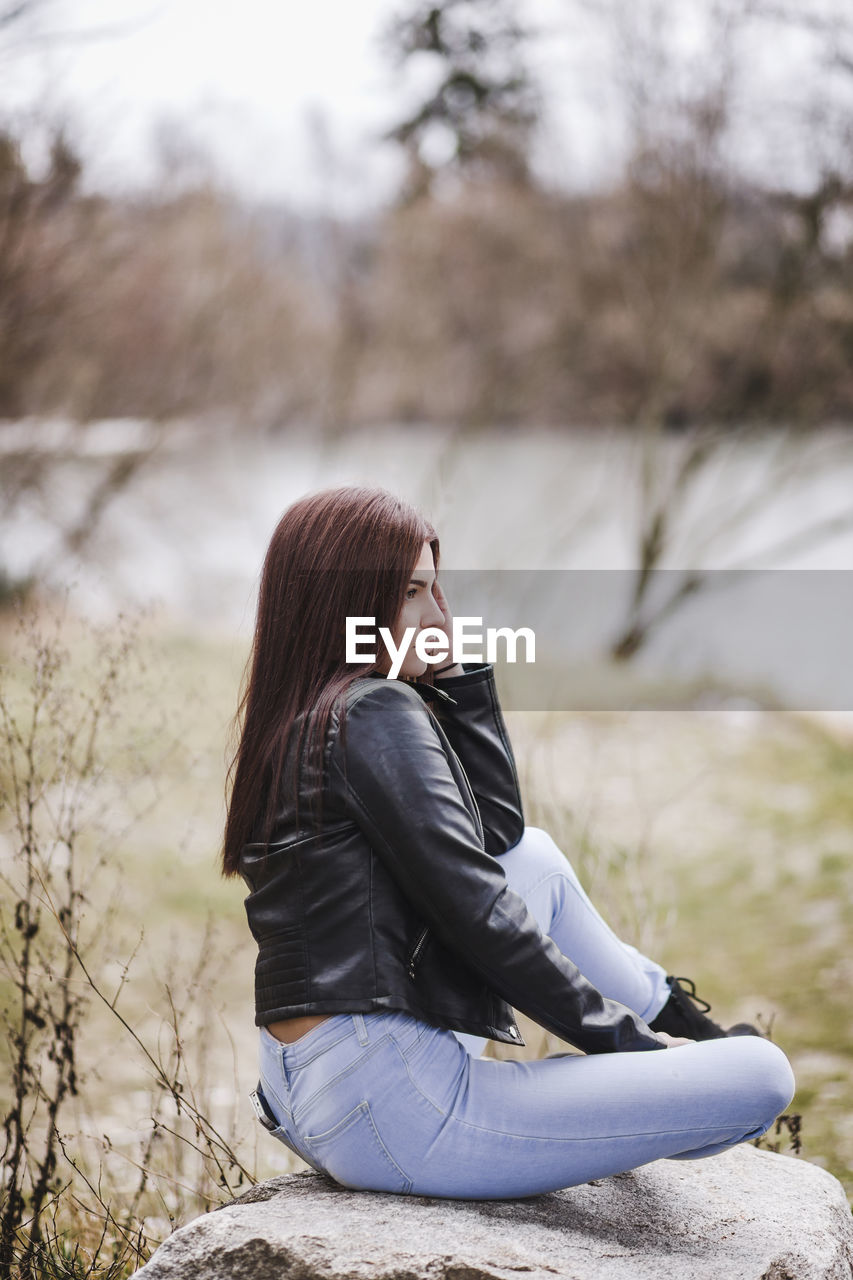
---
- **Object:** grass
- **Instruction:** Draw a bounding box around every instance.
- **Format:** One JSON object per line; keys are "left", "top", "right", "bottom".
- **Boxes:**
{"left": 662, "top": 723, "right": 853, "bottom": 1191}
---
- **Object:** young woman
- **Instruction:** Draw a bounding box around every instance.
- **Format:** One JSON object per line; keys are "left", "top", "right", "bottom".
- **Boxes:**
{"left": 221, "top": 484, "right": 795, "bottom": 1200}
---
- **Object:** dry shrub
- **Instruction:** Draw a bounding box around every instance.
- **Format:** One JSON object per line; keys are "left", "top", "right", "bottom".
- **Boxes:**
{"left": 0, "top": 600, "right": 261, "bottom": 1279}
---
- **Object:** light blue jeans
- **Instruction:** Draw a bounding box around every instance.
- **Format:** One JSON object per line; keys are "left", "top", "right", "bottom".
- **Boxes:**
{"left": 256, "top": 826, "right": 796, "bottom": 1198}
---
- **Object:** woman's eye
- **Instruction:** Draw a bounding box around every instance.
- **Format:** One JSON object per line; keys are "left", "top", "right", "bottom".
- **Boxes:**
{"left": 406, "top": 587, "right": 418, "bottom": 600}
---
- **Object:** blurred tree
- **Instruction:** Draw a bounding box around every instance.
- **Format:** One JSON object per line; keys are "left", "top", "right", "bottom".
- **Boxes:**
{"left": 0, "top": 126, "right": 82, "bottom": 417}
{"left": 0, "top": 124, "right": 158, "bottom": 608}
{"left": 0, "top": 1, "right": 198, "bottom": 607}
{"left": 570, "top": 0, "right": 853, "bottom": 660}
{"left": 378, "top": 0, "right": 542, "bottom": 202}
{"left": 302, "top": 104, "right": 378, "bottom": 436}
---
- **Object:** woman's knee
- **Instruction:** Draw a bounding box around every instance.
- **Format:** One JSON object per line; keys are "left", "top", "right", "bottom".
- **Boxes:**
{"left": 505, "top": 825, "right": 572, "bottom": 875}
{"left": 757, "top": 1038, "right": 796, "bottom": 1116}
{"left": 719, "top": 1034, "right": 796, "bottom": 1120}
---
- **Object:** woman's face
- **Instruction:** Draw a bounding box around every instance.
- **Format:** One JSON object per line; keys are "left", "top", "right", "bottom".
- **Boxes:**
{"left": 374, "top": 540, "right": 446, "bottom": 680}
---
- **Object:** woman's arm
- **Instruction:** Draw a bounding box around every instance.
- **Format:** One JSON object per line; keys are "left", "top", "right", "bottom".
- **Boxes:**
{"left": 427, "top": 663, "right": 525, "bottom": 856}
{"left": 328, "top": 680, "right": 664, "bottom": 1057}
{"left": 425, "top": 580, "right": 524, "bottom": 854}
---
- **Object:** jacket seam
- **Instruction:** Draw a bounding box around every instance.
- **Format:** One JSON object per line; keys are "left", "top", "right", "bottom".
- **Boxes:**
{"left": 323, "top": 679, "right": 429, "bottom": 786}
{"left": 368, "top": 847, "right": 377, "bottom": 993}
{"left": 484, "top": 673, "right": 524, "bottom": 822}
{"left": 295, "top": 851, "right": 311, "bottom": 1000}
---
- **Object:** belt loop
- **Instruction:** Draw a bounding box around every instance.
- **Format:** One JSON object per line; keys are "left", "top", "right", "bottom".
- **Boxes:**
{"left": 353, "top": 1013, "right": 368, "bottom": 1045}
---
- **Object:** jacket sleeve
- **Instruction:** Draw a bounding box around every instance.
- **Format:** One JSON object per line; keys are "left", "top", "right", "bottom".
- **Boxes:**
{"left": 328, "top": 680, "right": 665, "bottom": 1056}
{"left": 428, "top": 663, "right": 525, "bottom": 856}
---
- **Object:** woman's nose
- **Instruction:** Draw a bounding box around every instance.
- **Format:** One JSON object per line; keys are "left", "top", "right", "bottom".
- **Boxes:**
{"left": 424, "top": 596, "right": 445, "bottom": 626}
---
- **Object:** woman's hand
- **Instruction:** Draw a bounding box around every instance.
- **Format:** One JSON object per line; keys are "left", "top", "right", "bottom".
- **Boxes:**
{"left": 431, "top": 579, "right": 463, "bottom": 678}
{"left": 655, "top": 1032, "right": 696, "bottom": 1048}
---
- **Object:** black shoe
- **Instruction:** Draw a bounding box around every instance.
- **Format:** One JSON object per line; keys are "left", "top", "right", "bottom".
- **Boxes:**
{"left": 649, "top": 976, "right": 762, "bottom": 1041}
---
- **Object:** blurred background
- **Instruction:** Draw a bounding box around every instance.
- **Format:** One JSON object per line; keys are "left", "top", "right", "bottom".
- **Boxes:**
{"left": 1, "top": 1, "right": 853, "bottom": 1274}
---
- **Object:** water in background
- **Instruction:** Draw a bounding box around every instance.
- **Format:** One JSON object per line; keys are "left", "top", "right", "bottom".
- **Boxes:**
{"left": 3, "top": 420, "right": 853, "bottom": 711}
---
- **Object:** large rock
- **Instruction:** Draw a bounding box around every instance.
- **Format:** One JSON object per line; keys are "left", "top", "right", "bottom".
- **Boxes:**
{"left": 134, "top": 1144, "right": 853, "bottom": 1280}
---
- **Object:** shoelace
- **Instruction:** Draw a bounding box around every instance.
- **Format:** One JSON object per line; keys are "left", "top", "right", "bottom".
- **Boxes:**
{"left": 670, "top": 975, "right": 713, "bottom": 1013}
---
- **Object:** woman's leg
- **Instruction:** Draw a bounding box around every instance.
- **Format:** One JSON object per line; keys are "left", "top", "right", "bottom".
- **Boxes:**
{"left": 452, "top": 824, "right": 672, "bottom": 1057}
{"left": 412, "top": 1026, "right": 796, "bottom": 1198}
{"left": 260, "top": 1010, "right": 796, "bottom": 1200}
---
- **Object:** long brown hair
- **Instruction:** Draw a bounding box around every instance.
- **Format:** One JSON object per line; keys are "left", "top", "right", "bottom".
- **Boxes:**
{"left": 220, "top": 485, "right": 440, "bottom": 877}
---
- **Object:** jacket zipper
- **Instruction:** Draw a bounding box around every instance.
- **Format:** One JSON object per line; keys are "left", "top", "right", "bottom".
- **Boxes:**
{"left": 407, "top": 925, "right": 430, "bottom": 980}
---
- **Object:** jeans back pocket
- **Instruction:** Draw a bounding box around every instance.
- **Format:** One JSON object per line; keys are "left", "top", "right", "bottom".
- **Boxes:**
{"left": 303, "top": 1100, "right": 413, "bottom": 1194}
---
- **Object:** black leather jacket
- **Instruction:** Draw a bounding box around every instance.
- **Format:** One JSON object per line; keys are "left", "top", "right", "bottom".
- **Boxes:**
{"left": 238, "top": 663, "right": 664, "bottom": 1055}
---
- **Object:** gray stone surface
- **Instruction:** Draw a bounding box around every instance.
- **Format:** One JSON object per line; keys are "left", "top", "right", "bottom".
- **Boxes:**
{"left": 134, "top": 1144, "right": 853, "bottom": 1280}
